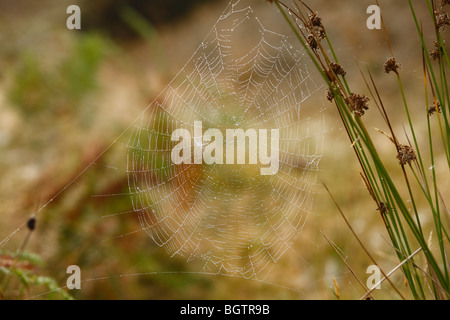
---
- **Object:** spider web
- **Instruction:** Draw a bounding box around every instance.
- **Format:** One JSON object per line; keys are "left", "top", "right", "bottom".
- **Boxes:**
{"left": 124, "top": 0, "right": 324, "bottom": 280}
{"left": 0, "top": 0, "right": 327, "bottom": 293}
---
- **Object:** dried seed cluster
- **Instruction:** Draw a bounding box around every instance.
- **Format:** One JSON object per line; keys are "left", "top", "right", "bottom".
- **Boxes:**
{"left": 428, "top": 101, "right": 442, "bottom": 115}
{"left": 436, "top": 11, "right": 450, "bottom": 29}
{"left": 308, "top": 11, "right": 326, "bottom": 40}
{"left": 304, "top": 11, "right": 326, "bottom": 52}
{"left": 384, "top": 57, "right": 401, "bottom": 74}
{"left": 396, "top": 144, "right": 416, "bottom": 166}
{"left": 430, "top": 41, "right": 445, "bottom": 61}
{"left": 326, "top": 88, "right": 335, "bottom": 102}
{"left": 346, "top": 93, "right": 370, "bottom": 117}
{"left": 378, "top": 202, "right": 389, "bottom": 215}
{"left": 309, "top": 11, "right": 322, "bottom": 28}
{"left": 302, "top": 11, "right": 364, "bottom": 116}
{"left": 330, "top": 62, "right": 346, "bottom": 77}
{"left": 307, "top": 34, "right": 318, "bottom": 51}
{"left": 430, "top": 40, "right": 444, "bottom": 60}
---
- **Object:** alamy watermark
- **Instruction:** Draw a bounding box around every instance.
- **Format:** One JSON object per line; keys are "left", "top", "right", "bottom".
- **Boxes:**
{"left": 366, "top": 265, "right": 382, "bottom": 290}
{"left": 366, "top": 5, "right": 381, "bottom": 30}
{"left": 66, "top": 265, "right": 81, "bottom": 290}
{"left": 171, "top": 121, "right": 280, "bottom": 176}
{"left": 66, "top": 5, "right": 81, "bottom": 30}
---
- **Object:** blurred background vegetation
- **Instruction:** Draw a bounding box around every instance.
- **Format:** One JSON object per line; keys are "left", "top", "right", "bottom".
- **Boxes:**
{"left": 0, "top": 0, "right": 448, "bottom": 299}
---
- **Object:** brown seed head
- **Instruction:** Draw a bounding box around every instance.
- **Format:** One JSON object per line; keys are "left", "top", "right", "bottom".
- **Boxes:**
{"left": 309, "top": 12, "right": 323, "bottom": 28}
{"left": 346, "top": 93, "right": 370, "bottom": 117}
{"left": 396, "top": 144, "right": 416, "bottom": 166}
{"left": 436, "top": 11, "right": 450, "bottom": 29}
{"left": 307, "top": 34, "right": 319, "bottom": 51}
{"left": 326, "top": 88, "right": 335, "bottom": 102}
{"left": 378, "top": 202, "right": 389, "bottom": 215}
{"left": 442, "top": 0, "right": 450, "bottom": 6}
{"left": 316, "top": 28, "right": 326, "bottom": 40}
{"left": 330, "top": 62, "right": 346, "bottom": 77}
{"left": 430, "top": 41, "right": 445, "bottom": 61}
{"left": 308, "top": 12, "right": 326, "bottom": 40}
{"left": 428, "top": 101, "right": 442, "bottom": 115}
{"left": 430, "top": 50, "right": 439, "bottom": 61}
{"left": 384, "top": 57, "right": 401, "bottom": 74}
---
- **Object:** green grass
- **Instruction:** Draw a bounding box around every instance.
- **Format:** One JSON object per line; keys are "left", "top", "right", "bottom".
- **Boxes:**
{"left": 276, "top": 0, "right": 449, "bottom": 300}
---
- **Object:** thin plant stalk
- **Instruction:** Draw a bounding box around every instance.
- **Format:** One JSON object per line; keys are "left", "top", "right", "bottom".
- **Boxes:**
{"left": 275, "top": 0, "right": 450, "bottom": 299}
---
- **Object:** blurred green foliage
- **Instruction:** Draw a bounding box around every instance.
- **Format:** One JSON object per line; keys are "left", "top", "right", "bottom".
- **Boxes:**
{"left": 0, "top": 250, "right": 73, "bottom": 300}
{"left": 8, "top": 33, "right": 109, "bottom": 123}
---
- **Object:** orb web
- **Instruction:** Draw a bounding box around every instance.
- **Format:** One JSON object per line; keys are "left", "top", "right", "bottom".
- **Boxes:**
{"left": 126, "top": 0, "right": 324, "bottom": 280}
